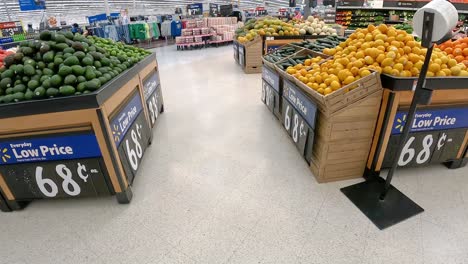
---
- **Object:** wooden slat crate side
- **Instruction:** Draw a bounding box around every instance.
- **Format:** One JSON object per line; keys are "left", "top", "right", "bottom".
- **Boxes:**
{"left": 314, "top": 90, "right": 382, "bottom": 137}
{"left": 312, "top": 137, "right": 372, "bottom": 164}
{"left": 310, "top": 161, "right": 366, "bottom": 183}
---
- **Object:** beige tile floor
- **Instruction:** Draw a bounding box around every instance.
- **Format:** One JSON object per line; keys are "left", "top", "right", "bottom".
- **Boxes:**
{"left": 1, "top": 45, "right": 468, "bottom": 264}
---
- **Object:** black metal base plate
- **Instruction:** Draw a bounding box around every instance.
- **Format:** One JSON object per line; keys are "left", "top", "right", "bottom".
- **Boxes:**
{"left": 341, "top": 178, "right": 424, "bottom": 230}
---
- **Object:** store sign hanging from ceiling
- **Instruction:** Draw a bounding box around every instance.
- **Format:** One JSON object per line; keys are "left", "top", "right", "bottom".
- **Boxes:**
{"left": 18, "top": 0, "right": 46, "bottom": 11}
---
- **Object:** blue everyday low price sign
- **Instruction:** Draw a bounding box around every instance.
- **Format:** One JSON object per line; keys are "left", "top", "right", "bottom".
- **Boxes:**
{"left": 110, "top": 92, "right": 144, "bottom": 147}
{"left": 19, "top": 0, "right": 46, "bottom": 11}
{"left": 0, "top": 133, "right": 101, "bottom": 165}
{"left": 143, "top": 72, "right": 160, "bottom": 100}
{"left": 392, "top": 107, "right": 468, "bottom": 135}
{"left": 262, "top": 66, "right": 280, "bottom": 93}
{"left": 283, "top": 80, "right": 318, "bottom": 129}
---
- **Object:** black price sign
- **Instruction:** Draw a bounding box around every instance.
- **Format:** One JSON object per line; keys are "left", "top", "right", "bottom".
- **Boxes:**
{"left": 143, "top": 71, "right": 164, "bottom": 128}
{"left": 110, "top": 92, "right": 151, "bottom": 182}
{"left": 282, "top": 99, "right": 314, "bottom": 158}
{"left": 383, "top": 128, "right": 468, "bottom": 168}
{"left": 117, "top": 112, "right": 151, "bottom": 183}
{"left": 147, "top": 88, "right": 163, "bottom": 127}
{"left": 262, "top": 81, "right": 275, "bottom": 113}
{"left": 233, "top": 42, "right": 239, "bottom": 62}
{"left": 282, "top": 80, "right": 318, "bottom": 160}
{"left": 239, "top": 45, "right": 245, "bottom": 67}
{"left": 0, "top": 158, "right": 106, "bottom": 200}
{"left": 262, "top": 67, "right": 281, "bottom": 119}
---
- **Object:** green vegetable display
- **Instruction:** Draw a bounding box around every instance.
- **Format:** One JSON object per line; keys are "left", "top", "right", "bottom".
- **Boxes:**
{"left": 0, "top": 31, "right": 151, "bottom": 104}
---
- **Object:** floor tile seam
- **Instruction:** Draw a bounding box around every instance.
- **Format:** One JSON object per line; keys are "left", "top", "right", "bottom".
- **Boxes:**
{"left": 420, "top": 216, "right": 468, "bottom": 238}
{"left": 364, "top": 235, "right": 425, "bottom": 256}
{"left": 165, "top": 245, "right": 199, "bottom": 263}
{"left": 221, "top": 227, "right": 257, "bottom": 264}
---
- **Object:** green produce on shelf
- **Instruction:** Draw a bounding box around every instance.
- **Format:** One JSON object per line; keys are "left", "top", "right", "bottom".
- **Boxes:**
{"left": 0, "top": 31, "right": 151, "bottom": 104}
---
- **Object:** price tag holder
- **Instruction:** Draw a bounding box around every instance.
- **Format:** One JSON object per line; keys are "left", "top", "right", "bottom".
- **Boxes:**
{"left": 110, "top": 92, "right": 151, "bottom": 182}
{"left": 143, "top": 71, "right": 164, "bottom": 128}
{"left": 118, "top": 112, "right": 151, "bottom": 183}
{"left": 383, "top": 128, "right": 468, "bottom": 168}
{"left": 0, "top": 158, "right": 108, "bottom": 200}
{"left": 0, "top": 132, "right": 109, "bottom": 200}
{"left": 238, "top": 45, "right": 245, "bottom": 67}
{"left": 262, "top": 80, "right": 275, "bottom": 114}
{"left": 384, "top": 106, "right": 468, "bottom": 168}
{"left": 282, "top": 80, "right": 318, "bottom": 158}
{"left": 233, "top": 42, "right": 239, "bottom": 62}
{"left": 262, "top": 66, "right": 281, "bottom": 119}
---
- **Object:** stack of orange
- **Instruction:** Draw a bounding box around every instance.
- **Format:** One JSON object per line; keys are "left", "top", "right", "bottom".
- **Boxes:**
{"left": 286, "top": 24, "right": 468, "bottom": 96}
{"left": 436, "top": 38, "right": 468, "bottom": 66}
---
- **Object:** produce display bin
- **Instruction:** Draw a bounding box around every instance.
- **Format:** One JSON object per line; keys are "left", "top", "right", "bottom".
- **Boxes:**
{"left": 0, "top": 53, "right": 164, "bottom": 212}
{"left": 263, "top": 35, "right": 327, "bottom": 54}
{"left": 275, "top": 50, "right": 331, "bottom": 84}
{"left": 365, "top": 76, "right": 468, "bottom": 179}
{"left": 260, "top": 50, "right": 384, "bottom": 183}
{"left": 238, "top": 37, "right": 263, "bottom": 74}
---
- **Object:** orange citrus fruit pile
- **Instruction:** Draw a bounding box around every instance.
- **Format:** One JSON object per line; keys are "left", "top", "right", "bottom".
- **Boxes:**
{"left": 436, "top": 38, "right": 468, "bottom": 66}
{"left": 286, "top": 24, "right": 468, "bottom": 96}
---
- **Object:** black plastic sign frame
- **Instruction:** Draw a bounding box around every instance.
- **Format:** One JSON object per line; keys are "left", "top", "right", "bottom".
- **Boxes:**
{"left": 282, "top": 79, "right": 318, "bottom": 161}
{"left": 238, "top": 45, "right": 245, "bottom": 67}
{"left": 261, "top": 66, "right": 282, "bottom": 119}
{"left": 142, "top": 71, "right": 164, "bottom": 128}
{"left": 109, "top": 91, "right": 151, "bottom": 184}
{"left": 0, "top": 132, "right": 109, "bottom": 200}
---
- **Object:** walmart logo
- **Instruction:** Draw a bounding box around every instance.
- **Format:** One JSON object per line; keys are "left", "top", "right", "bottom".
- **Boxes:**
{"left": 112, "top": 124, "right": 121, "bottom": 143}
{"left": 394, "top": 114, "right": 407, "bottom": 133}
{"left": 1, "top": 148, "right": 11, "bottom": 163}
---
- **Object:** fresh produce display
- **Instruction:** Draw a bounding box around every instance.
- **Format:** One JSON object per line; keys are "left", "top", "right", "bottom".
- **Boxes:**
{"left": 279, "top": 54, "right": 324, "bottom": 71}
{"left": 263, "top": 45, "right": 302, "bottom": 64}
{"left": 291, "top": 35, "right": 347, "bottom": 52}
{"left": 436, "top": 38, "right": 468, "bottom": 66}
{"left": 0, "top": 49, "right": 15, "bottom": 68}
{"left": 289, "top": 24, "right": 468, "bottom": 96}
{"left": 292, "top": 16, "right": 337, "bottom": 36}
{"left": 393, "top": 23, "right": 413, "bottom": 34}
{"left": 235, "top": 16, "right": 337, "bottom": 44}
{"left": 236, "top": 18, "right": 300, "bottom": 43}
{"left": 0, "top": 31, "right": 151, "bottom": 104}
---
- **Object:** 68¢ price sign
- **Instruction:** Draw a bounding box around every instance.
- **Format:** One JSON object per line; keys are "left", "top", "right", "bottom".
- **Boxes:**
{"left": 383, "top": 129, "right": 468, "bottom": 168}
{"left": 118, "top": 113, "right": 150, "bottom": 183}
{"left": 0, "top": 159, "right": 106, "bottom": 199}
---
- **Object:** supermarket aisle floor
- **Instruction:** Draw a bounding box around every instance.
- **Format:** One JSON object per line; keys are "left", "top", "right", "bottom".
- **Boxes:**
{"left": 2, "top": 45, "right": 468, "bottom": 264}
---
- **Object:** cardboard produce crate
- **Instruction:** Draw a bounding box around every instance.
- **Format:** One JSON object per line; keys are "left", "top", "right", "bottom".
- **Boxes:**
{"left": 240, "top": 37, "right": 262, "bottom": 74}
{"left": 295, "top": 72, "right": 382, "bottom": 117}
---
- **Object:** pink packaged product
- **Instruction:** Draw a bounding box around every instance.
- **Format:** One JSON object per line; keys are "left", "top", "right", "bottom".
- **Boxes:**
{"left": 175, "top": 37, "right": 185, "bottom": 44}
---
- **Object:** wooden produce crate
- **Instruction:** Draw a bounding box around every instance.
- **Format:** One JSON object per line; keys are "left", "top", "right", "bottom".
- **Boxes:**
{"left": 262, "top": 44, "right": 304, "bottom": 70}
{"left": 275, "top": 50, "right": 331, "bottom": 83}
{"left": 310, "top": 89, "right": 383, "bottom": 182}
{"left": 239, "top": 37, "right": 263, "bottom": 74}
{"left": 295, "top": 71, "right": 382, "bottom": 117}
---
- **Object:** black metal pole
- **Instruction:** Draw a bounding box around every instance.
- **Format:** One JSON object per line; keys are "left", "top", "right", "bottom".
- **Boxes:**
{"left": 380, "top": 12, "right": 435, "bottom": 200}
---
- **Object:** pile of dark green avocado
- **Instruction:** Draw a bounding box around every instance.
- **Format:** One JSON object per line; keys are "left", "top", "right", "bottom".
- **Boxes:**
{"left": 0, "top": 30, "right": 151, "bottom": 104}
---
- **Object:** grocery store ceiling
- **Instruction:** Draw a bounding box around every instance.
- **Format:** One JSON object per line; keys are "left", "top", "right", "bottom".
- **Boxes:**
{"left": 0, "top": 0, "right": 303, "bottom": 21}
